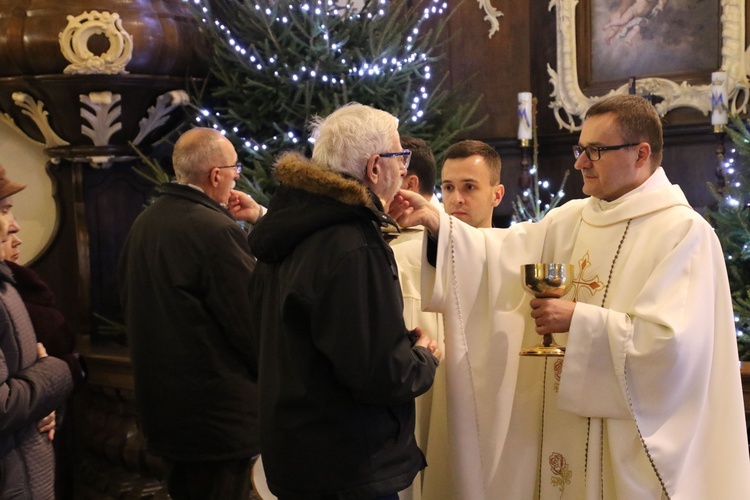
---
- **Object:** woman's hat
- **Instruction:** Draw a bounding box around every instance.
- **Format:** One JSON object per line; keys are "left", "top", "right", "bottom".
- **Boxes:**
{"left": 0, "top": 166, "right": 26, "bottom": 199}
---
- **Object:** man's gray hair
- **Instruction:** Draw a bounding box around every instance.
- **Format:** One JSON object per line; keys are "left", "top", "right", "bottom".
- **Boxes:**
{"left": 309, "top": 103, "right": 399, "bottom": 180}
{"left": 172, "top": 128, "right": 228, "bottom": 184}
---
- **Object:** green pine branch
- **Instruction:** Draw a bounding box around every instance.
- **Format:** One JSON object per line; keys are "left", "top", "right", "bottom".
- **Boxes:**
{"left": 706, "top": 115, "right": 750, "bottom": 360}
{"left": 128, "top": 141, "right": 171, "bottom": 185}
{"left": 186, "top": 0, "right": 484, "bottom": 196}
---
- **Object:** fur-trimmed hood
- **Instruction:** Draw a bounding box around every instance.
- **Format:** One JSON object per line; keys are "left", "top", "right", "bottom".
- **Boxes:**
{"left": 248, "top": 152, "right": 397, "bottom": 262}
{"left": 274, "top": 152, "right": 371, "bottom": 206}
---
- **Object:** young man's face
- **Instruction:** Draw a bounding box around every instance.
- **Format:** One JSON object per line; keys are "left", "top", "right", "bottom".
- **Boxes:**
{"left": 441, "top": 155, "right": 503, "bottom": 228}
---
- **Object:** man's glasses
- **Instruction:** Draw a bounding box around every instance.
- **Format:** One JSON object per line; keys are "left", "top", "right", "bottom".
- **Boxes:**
{"left": 380, "top": 149, "right": 412, "bottom": 169}
{"left": 216, "top": 162, "right": 243, "bottom": 174}
{"left": 572, "top": 143, "right": 639, "bottom": 162}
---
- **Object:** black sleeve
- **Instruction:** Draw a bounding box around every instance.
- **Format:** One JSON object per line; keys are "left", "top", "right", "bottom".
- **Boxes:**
{"left": 426, "top": 232, "right": 438, "bottom": 267}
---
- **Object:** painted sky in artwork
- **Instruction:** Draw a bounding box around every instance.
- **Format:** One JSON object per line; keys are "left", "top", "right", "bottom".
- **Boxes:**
{"left": 591, "top": 0, "right": 719, "bottom": 84}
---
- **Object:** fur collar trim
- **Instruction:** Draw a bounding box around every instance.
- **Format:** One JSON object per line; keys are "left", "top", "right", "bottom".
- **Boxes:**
{"left": 275, "top": 152, "right": 371, "bottom": 207}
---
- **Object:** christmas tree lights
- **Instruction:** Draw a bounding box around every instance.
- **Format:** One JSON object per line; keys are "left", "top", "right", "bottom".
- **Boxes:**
{"left": 707, "top": 116, "right": 750, "bottom": 360}
{"left": 184, "top": 0, "right": 482, "bottom": 203}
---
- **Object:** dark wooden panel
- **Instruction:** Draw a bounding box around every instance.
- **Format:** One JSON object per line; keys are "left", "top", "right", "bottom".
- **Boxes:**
{"left": 443, "top": 0, "right": 531, "bottom": 140}
{"left": 83, "top": 162, "right": 156, "bottom": 344}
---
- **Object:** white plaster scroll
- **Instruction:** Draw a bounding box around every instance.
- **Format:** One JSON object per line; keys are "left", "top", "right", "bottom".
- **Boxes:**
{"left": 59, "top": 10, "right": 133, "bottom": 75}
{"left": 477, "top": 0, "right": 504, "bottom": 38}
{"left": 80, "top": 91, "right": 122, "bottom": 146}
{"left": 133, "top": 91, "right": 190, "bottom": 146}
{"left": 10, "top": 92, "right": 70, "bottom": 148}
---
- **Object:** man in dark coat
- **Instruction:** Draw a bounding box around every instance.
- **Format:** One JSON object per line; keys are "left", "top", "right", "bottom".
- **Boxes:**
{"left": 248, "top": 103, "right": 442, "bottom": 500}
{"left": 118, "top": 128, "right": 260, "bottom": 499}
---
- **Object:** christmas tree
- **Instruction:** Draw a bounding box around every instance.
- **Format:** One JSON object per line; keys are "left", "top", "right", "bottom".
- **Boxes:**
{"left": 186, "top": 0, "right": 483, "bottom": 204}
{"left": 707, "top": 118, "right": 750, "bottom": 360}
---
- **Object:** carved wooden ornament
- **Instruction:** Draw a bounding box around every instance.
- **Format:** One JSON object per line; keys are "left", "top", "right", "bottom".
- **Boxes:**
{"left": 59, "top": 11, "right": 133, "bottom": 75}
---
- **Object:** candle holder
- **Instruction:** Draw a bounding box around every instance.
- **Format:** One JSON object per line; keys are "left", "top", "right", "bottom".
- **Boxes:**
{"left": 517, "top": 96, "right": 536, "bottom": 207}
{"left": 714, "top": 124, "right": 727, "bottom": 194}
{"left": 519, "top": 138, "right": 532, "bottom": 194}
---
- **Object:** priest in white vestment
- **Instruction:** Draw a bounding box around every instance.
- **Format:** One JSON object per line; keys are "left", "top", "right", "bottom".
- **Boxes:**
{"left": 390, "top": 94, "right": 750, "bottom": 499}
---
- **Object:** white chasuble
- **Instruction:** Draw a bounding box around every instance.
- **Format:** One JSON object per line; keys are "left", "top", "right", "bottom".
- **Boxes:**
{"left": 421, "top": 168, "right": 750, "bottom": 500}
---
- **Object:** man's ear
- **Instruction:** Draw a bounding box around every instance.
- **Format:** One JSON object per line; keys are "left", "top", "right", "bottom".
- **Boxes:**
{"left": 492, "top": 184, "right": 505, "bottom": 207}
{"left": 635, "top": 142, "right": 652, "bottom": 169}
{"left": 208, "top": 168, "right": 219, "bottom": 187}
{"left": 403, "top": 173, "right": 419, "bottom": 192}
{"left": 365, "top": 155, "right": 379, "bottom": 185}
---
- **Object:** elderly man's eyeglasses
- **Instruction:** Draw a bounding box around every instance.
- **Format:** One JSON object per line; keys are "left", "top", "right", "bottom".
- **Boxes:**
{"left": 572, "top": 143, "right": 639, "bottom": 161}
{"left": 216, "top": 162, "right": 243, "bottom": 174}
{"left": 379, "top": 149, "right": 412, "bottom": 169}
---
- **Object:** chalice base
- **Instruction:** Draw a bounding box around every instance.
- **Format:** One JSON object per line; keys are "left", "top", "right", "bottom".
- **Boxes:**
{"left": 519, "top": 344, "right": 566, "bottom": 357}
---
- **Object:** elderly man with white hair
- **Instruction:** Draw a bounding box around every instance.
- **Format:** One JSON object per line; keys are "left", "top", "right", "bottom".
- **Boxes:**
{"left": 248, "top": 103, "right": 442, "bottom": 500}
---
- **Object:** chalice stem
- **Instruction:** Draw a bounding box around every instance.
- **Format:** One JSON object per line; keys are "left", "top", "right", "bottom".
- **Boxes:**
{"left": 542, "top": 334, "right": 555, "bottom": 348}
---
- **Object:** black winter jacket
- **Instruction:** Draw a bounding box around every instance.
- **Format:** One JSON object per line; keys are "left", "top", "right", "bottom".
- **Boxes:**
{"left": 249, "top": 153, "right": 438, "bottom": 499}
{"left": 118, "top": 183, "right": 259, "bottom": 461}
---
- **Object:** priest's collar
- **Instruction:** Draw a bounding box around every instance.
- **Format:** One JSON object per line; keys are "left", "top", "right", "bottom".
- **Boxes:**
{"left": 593, "top": 166, "right": 666, "bottom": 210}
{"left": 583, "top": 167, "right": 690, "bottom": 227}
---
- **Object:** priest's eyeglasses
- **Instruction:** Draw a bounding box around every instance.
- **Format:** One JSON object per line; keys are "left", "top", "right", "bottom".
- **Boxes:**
{"left": 572, "top": 143, "right": 639, "bottom": 161}
{"left": 216, "top": 162, "right": 243, "bottom": 174}
{"left": 380, "top": 149, "right": 412, "bottom": 169}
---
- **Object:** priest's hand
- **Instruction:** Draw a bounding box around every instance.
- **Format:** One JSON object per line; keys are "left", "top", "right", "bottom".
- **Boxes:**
{"left": 389, "top": 189, "right": 441, "bottom": 236}
{"left": 228, "top": 189, "right": 266, "bottom": 223}
{"left": 529, "top": 298, "right": 575, "bottom": 334}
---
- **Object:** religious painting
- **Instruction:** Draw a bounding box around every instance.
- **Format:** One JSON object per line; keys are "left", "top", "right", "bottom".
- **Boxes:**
{"left": 590, "top": 0, "right": 720, "bottom": 84}
{"left": 547, "top": 0, "right": 746, "bottom": 131}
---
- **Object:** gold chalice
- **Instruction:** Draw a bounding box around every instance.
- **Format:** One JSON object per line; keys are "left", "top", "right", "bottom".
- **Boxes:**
{"left": 519, "top": 263, "right": 575, "bottom": 357}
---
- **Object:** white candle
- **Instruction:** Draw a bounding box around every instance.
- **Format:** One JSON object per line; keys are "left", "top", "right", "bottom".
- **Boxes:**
{"left": 711, "top": 71, "right": 728, "bottom": 126}
{"left": 518, "top": 92, "right": 533, "bottom": 140}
